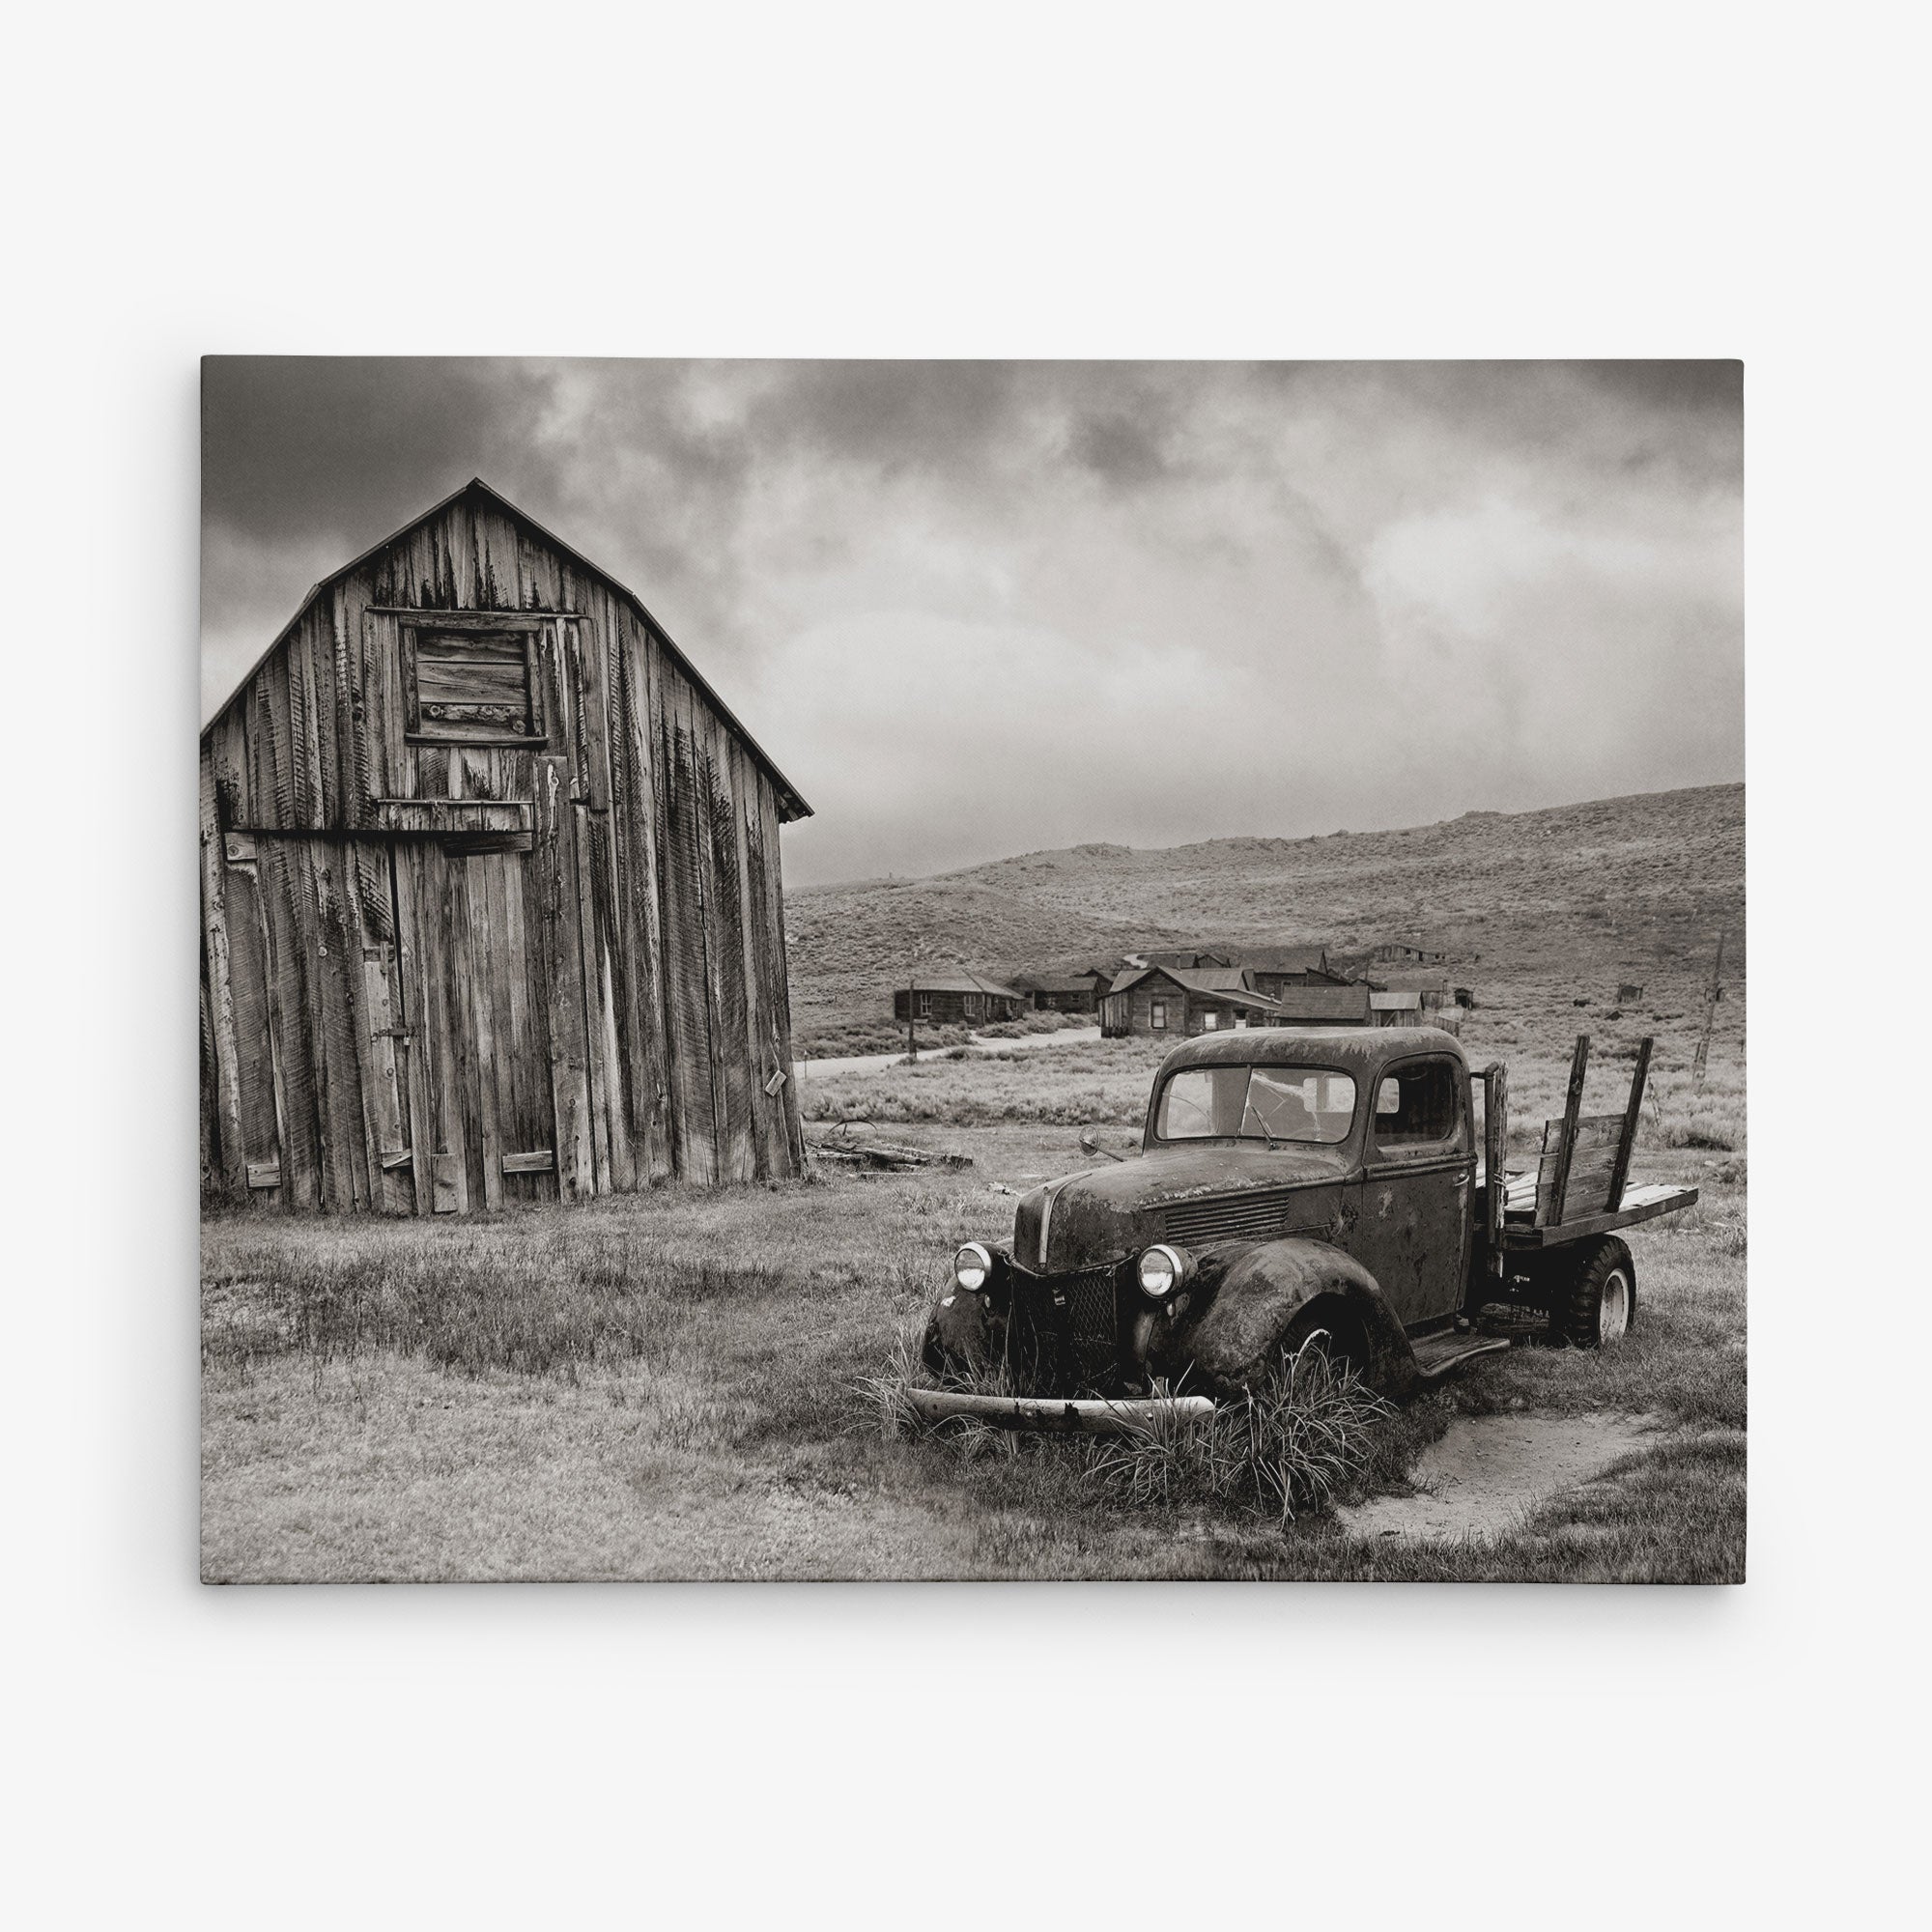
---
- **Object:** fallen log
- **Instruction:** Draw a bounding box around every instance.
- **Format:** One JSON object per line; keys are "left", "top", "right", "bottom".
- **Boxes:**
{"left": 808, "top": 1138, "right": 974, "bottom": 1171}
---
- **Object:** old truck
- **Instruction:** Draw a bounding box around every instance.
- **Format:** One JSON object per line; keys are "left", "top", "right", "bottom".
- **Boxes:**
{"left": 915, "top": 1026, "right": 1696, "bottom": 1431}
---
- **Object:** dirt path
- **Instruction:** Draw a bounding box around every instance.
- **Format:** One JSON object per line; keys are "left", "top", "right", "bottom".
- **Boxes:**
{"left": 1338, "top": 1410, "right": 1663, "bottom": 1544}
{"left": 795, "top": 1025, "right": 1101, "bottom": 1081}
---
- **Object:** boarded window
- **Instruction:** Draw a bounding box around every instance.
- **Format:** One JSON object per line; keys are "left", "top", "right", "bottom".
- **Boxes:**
{"left": 403, "top": 624, "right": 546, "bottom": 746}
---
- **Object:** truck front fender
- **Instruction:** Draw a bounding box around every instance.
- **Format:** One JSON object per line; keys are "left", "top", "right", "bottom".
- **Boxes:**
{"left": 1168, "top": 1237, "right": 1417, "bottom": 1399}
{"left": 922, "top": 1286, "right": 1004, "bottom": 1378}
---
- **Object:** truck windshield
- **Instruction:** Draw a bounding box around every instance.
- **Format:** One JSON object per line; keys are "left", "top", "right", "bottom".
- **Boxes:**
{"left": 1155, "top": 1065, "right": 1357, "bottom": 1144}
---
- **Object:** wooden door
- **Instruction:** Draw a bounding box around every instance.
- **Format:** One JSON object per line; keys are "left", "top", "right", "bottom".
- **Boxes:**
{"left": 393, "top": 840, "right": 557, "bottom": 1212}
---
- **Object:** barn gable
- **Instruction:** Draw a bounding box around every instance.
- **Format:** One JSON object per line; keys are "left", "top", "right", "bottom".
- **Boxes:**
{"left": 199, "top": 479, "right": 809, "bottom": 1213}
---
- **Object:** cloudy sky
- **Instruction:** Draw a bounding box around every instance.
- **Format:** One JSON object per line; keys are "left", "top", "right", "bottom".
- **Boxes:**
{"left": 202, "top": 359, "right": 1742, "bottom": 889}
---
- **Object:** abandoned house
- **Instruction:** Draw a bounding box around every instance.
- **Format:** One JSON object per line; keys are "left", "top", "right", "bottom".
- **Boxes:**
{"left": 199, "top": 479, "right": 810, "bottom": 1216}
{"left": 1011, "top": 966, "right": 1114, "bottom": 1013}
{"left": 1370, "top": 939, "right": 1447, "bottom": 966}
{"left": 1268, "top": 980, "right": 1374, "bottom": 1025}
{"left": 893, "top": 972, "right": 1029, "bottom": 1027}
{"left": 1126, "top": 949, "right": 1232, "bottom": 972}
{"left": 1370, "top": 988, "right": 1460, "bottom": 1033}
{"left": 1099, "top": 966, "right": 1285, "bottom": 1037}
{"left": 1226, "top": 945, "right": 1353, "bottom": 1003}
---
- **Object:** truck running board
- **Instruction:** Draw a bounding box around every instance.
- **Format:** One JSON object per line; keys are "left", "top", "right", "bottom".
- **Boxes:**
{"left": 1410, "top": 1331, "right": 1512, "bottom": 1380}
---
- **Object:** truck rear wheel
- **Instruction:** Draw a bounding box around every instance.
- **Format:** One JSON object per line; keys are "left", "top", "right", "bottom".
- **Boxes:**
{"left": 1559, "top": 1236, "right": 1636, "bottom": 1349}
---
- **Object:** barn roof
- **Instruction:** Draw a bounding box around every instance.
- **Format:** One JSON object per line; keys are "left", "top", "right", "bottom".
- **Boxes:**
{"left": 201, "top": 476, "right": 811, "bottom": 821}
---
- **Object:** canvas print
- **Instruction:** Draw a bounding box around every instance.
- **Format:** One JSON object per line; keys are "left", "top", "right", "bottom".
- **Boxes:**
{"left": 199, "top": 358, "right": 1745, "bottom": 1581}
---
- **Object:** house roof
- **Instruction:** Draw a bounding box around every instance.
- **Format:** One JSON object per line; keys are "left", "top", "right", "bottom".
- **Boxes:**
{"left": 1110, "top": 966, "right": 1283, "bottom": 1012}
{"left": 1228, "top": 946, "right": 1331, "bottom": 973}
{"left": 1132, "top": 950, "right": 1231, "bottom": 970}
{"left": 201, "top": 476, "right": 811, "bottom": 821}
{"left": 1026, "top": 975, "right": 1110, "bottom": 995}
{"left": 904, "top": 971, "right": 1027, "bottom": 998}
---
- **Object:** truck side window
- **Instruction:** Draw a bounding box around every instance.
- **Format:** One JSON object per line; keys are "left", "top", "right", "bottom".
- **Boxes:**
{"left": 1373, "top": 1059, "right": 1461, "bottom": 1149}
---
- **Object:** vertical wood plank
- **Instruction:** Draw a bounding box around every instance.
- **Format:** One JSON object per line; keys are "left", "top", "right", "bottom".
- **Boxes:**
{"left": 1606, "top": 1036, "right": 1654, "bottom": 1212}
{"left": 467, "top": 854, "right": 505, "bottom": 1210}
{"left": 703, "top": 712, "right": 756, "bottom": 1183}
{"left": 388, "top": 844, "right": 440, "bottom": 1217}
{"left": 256, "top": 836, "right": 322, "bottom": 1208}
{"left": 533, "top": 753, "right": 594, "bottom": 1200}
{"left": 617, "top": 618, "right": 672, "bottom": 1182}
{"left": 198, "top": 752, "right": 249, "bottom": 1201}
{"left": 1482, "top": 1062, "right": 1507, "bottom": 1276}
{"left": 756, "top": 775, "right": 805, "bottom": 1175}
{"left": 657, "top": 682, "right": 717, "bottom": 1181}
{"left": 1546, "top": 1034, "right": 1592, "bottom": 1228}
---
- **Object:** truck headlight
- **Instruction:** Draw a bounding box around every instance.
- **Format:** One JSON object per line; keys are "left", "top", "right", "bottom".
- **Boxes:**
{"left": 953, "top": 1243, "right": 995, "bottom": 1292}
{"left": 1137, "top": 1243, "right": 1193, "bottom": 1299}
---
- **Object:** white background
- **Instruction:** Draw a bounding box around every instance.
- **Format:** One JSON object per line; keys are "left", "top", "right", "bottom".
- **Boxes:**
{"left": 2, "top": 3, "right": 1923, "bottom": 1925}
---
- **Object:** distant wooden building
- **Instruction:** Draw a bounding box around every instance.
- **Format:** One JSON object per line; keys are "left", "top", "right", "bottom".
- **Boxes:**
{"left": 1100, "top": 967, "right": 1284, "bottom": 1038}
{"left": 894, "top": 972, "right": 1028, "bottom": 1027}
{"left": 1012, "top": 966, "right": 1114, "bottom": 1013}
{"left": 1227, "top": 945, "right": 1353, "bottom": 1003}
{"left": 1371, "top": 939, "right": 1447, "bottom": 966}
{"left": 1128, "top": 949, "right": 1231, "bottom": 972}
{"left": 1369, "top": 982, "right": 1459, "bottom": 1032}
{"left": 199, "top": 480, "right": 810, "bottom": 1216}
{"left": 1269, "top": 982, "right": 1373, "bottom": 1026}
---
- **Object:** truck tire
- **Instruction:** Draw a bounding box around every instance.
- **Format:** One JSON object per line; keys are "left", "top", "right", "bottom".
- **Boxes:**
{"left": 1559, "top": 1236, "right": 1636, "bottom": 1350}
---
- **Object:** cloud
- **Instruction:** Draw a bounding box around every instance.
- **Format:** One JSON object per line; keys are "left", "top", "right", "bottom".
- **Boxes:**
{"left": 201, "top": 358, "right": 1744, "bottom": 885}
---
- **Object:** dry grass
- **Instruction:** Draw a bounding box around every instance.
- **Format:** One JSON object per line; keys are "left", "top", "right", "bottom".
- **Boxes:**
{"left": 203, "top": 1051, "right": 1744, "bottom": 1580}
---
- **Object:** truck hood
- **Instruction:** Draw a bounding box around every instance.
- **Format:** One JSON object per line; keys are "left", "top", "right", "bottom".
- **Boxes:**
{"left": 1012, "top": 1144, "right": 1351, "bottom": 1274}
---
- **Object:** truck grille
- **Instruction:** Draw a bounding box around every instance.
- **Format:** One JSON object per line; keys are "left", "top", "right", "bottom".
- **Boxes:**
{"left": 1161, "top": 1188, "right": 1310, "bottom": 1245}
{"left": 1009, "top": 1264, "right": 1122, "bottom": 1395}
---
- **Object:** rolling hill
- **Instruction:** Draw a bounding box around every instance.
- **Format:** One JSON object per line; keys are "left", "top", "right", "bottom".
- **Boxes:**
{"left": 783, "top": 782, "right": 1744, "bottom": 1057}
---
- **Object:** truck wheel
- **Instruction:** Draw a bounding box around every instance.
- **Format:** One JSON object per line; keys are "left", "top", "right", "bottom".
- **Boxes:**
{"left": 1560, "top": 1237, "right": 1636, "bottom": 1350}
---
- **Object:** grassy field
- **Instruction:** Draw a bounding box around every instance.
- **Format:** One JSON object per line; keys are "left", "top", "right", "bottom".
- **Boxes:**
{"left": 203, "top": 1032, "right": 1745, "bottom": 1582}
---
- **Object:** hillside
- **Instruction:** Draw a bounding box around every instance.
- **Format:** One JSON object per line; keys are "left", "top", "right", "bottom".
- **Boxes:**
{"left": 783, "top": 782, "right": 1744, "bottom": 1058}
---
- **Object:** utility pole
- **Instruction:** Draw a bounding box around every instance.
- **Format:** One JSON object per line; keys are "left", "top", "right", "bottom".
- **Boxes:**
{"left": 1691, "top": 930, "right": 1726, "bottom": 1093}
{"left": 906, "top": 936, "right": 931, "bottom": 1064}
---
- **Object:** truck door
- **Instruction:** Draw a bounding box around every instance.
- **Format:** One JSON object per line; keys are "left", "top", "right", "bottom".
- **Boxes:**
{"left": 1350, "top": 1055, "right": 1474, "bottom": 1327}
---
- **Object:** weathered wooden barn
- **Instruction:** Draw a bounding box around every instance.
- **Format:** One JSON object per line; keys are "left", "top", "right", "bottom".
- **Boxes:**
{"left": 892, "top": 972, "right": 1028, "bottom": 1027}
{"left": 199, "top": 479, "right": 810, "bottom": 1215}
{"left": 1370, "top": 939, "right": 1447, "bottom": 966}
{"left": 1099, "top": 967, "right": 1285, "bottom": 1037}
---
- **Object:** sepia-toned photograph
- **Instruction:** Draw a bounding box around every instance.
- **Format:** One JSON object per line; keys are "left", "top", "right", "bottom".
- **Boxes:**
{"left": 198, "top": 357, "right": 1745, "bottom": 1581}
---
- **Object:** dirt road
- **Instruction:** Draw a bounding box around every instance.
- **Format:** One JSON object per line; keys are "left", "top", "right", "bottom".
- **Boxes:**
{"left": 795, "top": 1025, "right": 1101, "bottom": 1081}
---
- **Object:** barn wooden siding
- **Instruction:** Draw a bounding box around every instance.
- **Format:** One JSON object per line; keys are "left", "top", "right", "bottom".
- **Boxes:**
{"left": 199, "top": 482, "right": 808, "bottom": 1214}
